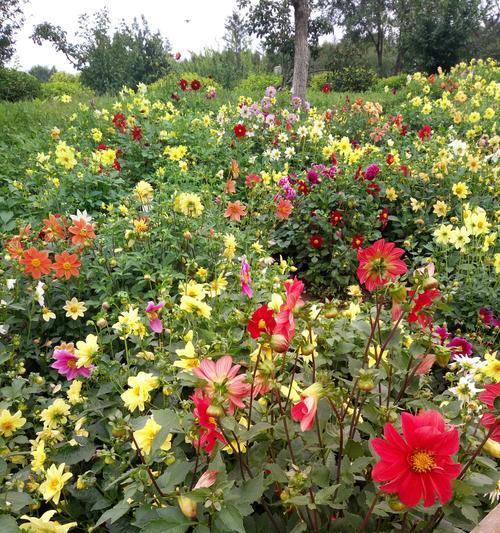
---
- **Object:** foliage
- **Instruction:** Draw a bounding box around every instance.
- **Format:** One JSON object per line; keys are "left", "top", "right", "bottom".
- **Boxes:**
{"left": 373, "top": 73, "right": 408, "bottom": 92}
{"left": 0, "top": 68, "right": 41, "bottom": 102}
{"left": 0, "top": 0, "right": 24, "bottom": 66}
{"left": 327, "top": 66, "right": 377, "bottom": 92}
{"left": 32, "top": 10, "right": 172, "bottom": 94}
{"left": 236, "top": 72, "right": 282, "bottom": 94}
{"left": 28, "top": 65, "right": 57, "bottom": 83}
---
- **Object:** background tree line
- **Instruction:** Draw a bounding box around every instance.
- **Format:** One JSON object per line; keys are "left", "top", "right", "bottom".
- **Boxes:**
{"left": 0, "top": 0, "right": 498, "bottom": 98}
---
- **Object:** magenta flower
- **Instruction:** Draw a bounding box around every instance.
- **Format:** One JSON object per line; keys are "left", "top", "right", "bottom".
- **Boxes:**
{"left": 447, "top": 337, "right": 473, "bottom": 359}
{"left": 364, "top": 163, "right": 380, "bottom": 180}
{"left": 241, "top": 256, "right": 252, "bottom": 298}
{"left": 145, "top": 300, "right": 165, "bottom": 333}
{"left": 51, "top": 350, "right": 93, "bottom": 380}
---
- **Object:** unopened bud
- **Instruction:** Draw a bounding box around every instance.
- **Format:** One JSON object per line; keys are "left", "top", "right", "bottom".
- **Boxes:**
{"left": 96, "top": 318, "right": 108, "bottom": 328}
{"left": 178, "top": 495, "right": 197, "bottom": 518}
{"left": 423, "top": 276, "right": 439, "bottom": 290}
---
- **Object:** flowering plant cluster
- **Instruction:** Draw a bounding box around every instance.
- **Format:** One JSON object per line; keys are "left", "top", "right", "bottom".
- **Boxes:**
{"left": 0, "top": 58, "right": 498, "bottom": 532}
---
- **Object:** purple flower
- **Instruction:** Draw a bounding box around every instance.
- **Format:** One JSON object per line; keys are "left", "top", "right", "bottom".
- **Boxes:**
{"left": 307, "top": 169, "right": 320, "bottom": 185}
{"left": 434, "top": 326, "right": 451, "bottom": 344}
{"left": 479, "top": 307, "right": 493, "bottom": 326}
{"left": 447, "top": 337, "right": 473, "bottom": 359}
{"left": 51, "top": 350, "right": 93, "bottom": 380}
{"left": 265, "top": 85, "right": 277, "bottom": 98}
{"left": 145, "top": 300, "right": 165, "bottom": 333}
{"left": 364, "top": 163, "right": 380, "bottom": 181}
{"left": 241, "top": 256, "right": 252, "bottom": 298}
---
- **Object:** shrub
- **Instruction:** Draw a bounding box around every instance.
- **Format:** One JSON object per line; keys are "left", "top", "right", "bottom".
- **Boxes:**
{"left": 49, "top": 71, "right": 81, "bottom": 83}
{"left": 309, "top": 71, "right": 329, "bottom": 91}
{"left": 0, "top": 68, "right": 41, "bottom": 102}
{"left": 41, "top": 80, "right": 93, "bottom": 99}
{"left": 373, "top": 73, "right": 408, "bottom": 93}
{"left": 236, "top": 72, "right": 282, "bottom": 95}
{"left": 328, "top": 66, "right": 377, "bottom": 92}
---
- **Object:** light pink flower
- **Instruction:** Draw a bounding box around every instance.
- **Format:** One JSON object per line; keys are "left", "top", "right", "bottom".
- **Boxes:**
{"left": 194, "top": 470, "right": 218, "bottom": 489}
{"left": 193, "top": 355, "right": 251, "bottom": 414}
{"left": 145, "top": 300, "right": 165, "bottom": 333}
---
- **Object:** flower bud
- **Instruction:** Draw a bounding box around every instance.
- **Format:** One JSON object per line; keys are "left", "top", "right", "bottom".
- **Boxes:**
{"left": 483, "top": 438, "right": 500, "bottom": 459}
{"left": 206, "top": 404, "right": 224, "bottom": 418}
{"left": 178, "top": 495, "right": 197, "bottom": 518}
{"left": 358, "top": 376, "right": 375, "bottom": 392}
{"left": 423, "top": 276, "right": 439, "bottom": 290}
{"left": 96, "top": 318, "right": 108, "bottom": 328}
{"left": 301, "top": 343, "right": 315, "bottom": 356}
{"left": 434, "top": 345, "right": 451, "bottom": 367}
{"left": 183, "top": 231, "right": 192, "bottom": 241}
{"left": 389, "top": 284, "right": 406, "bottom": 303}
{"left": 101, "top": 302, "right": 111, "bottom": 311}
{"left": 388, "top": 497, "right": 407, "bottom": 512}
{"left": 324, "top": 307, "right": 338, "bottom": 319}
{"left": 270, "top": 334, "right": 289, "bottom": 353}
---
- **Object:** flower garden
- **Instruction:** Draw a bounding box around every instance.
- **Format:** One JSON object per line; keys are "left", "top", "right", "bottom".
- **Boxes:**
{"left": 0, "top": 58, "right": 499, "bottom": 532}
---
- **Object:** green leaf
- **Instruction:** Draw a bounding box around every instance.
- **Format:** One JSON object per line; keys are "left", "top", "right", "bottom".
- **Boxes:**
{"left": 52, "top": 442, "right": 96, "bottom": 465}
{"left": 5, "top": 492, "right": 33, "bottom": 513}
{"left": 239, "top": 473, "right": 264, "bottom": 504}
{"left": 0, "top": 514, "right": 19, "bottom": 533}
{"left": 141, "top": 507, "right": 192, "bottom": 533}
{"left": 315, "top": 484, "right": 340, "bottom": 505}
{"left": 96, "top": 500, "right": 131, "bottom": 527}
{"left": 461, "top": 504, "right": 480, "bottom": 524}
{"left": 157, "top": 461, "right": 193, "bottom": 492}
{"left": 193, "top": 526, "right": 210, "bottom": 533}
{"left": 218, "top": 505, "right": 245, "bottom": 533}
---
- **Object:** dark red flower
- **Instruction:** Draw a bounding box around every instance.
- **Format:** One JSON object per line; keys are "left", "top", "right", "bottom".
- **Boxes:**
{"left": 322, "top": 83, "right": 331, "bottom": 93}
{"left": 309, "top": 235, "right": 324, "bottom": 249}
{"left": 330, "top": 210, "right": 343, "bottom": 226}
{"left": 400, "top": 124, "right": 409, "bottom": 136}
{"left": 97, "top": 143, "right": 108, "bottom": 151}
{"left": 112, "top": 113, "right": 127, "bottom": 133}
{"left": 351, "top": 234, "right": 364, "bottom": 249}
{"left": 131, "top": 126, "right": 142, "bottom": 141}
{"left": 248, "top": 304, "right": 276, "bottom": 339}
{"left": 113, "top": 159, "right": 121, "bottom": 171}
{"left": 191, "top": 79, "right": 201, "bottom": 91}
{"left": 192, "top": 393, "right": 226, "bottom": 453}
{"left": 234, "top": 124, "right": 246, "bottom": 138}
{"left": 386, "top": 153, "right": 395, "bottom": 165}
{"left": 179, "top": 79, "right": 188, "bottom": 91}
{"left": 366, "top": 182, "right": 381, "bottom": 197}
{"left": 418, "top": 124, "right": 432, "bottom": 140}
{"left": 400, "top": 164, "right": 409, "bottom": 177}
{"left": 298, "top": 180, "right": 309, "bottom": 195}
{"left": 379, "top": 207, "right": 389, "bottom": 229}
{"left": 354, "top": 165, "right": 364, "bottom": 180}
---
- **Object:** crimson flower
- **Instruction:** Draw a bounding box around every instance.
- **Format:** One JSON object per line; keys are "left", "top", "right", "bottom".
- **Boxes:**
{"left": 386, "top": 153, "right": 395, "bottom": 165}
{"left": 366, "top": 182, "right": 381, "bottom": 196}
{"left": 407, "top": 289, "right": 441, "bottom": 325}
{"left": 330, "top": 210, "right": 343, "bottom": 226}
{"left": 321, "top": 83, "right": 331, "bottom": 93}
{"left": 418, "top": 124, "right": 432, "bottom": 140}
{"left": 371, "top": 410, "right": 461, "bottom": 507}
{"left": 447, "top": 337, "right": 473, "bottom": 359}
{"left": 191, "top": 79, "right": 201, "bottom": 91}
{"left": 309, "top": 235, "right": 324, "bottom": 249}
{"left": 357, "top": 239, "right": 407, "bottom": 291}
{"left": 192, "top": 393, "right": 226, "bottom": 453}
{"left": 248, "top": 304, "right": 276, "bottom": 339}
{"left": 131, "top": 126, "right": 142, "bottom": 141}
{"left": 379, "top": 207, "right": 389, "bottom": 229}
{"left": 478, "top": 384, "right": 500, "bottom": 442}
{"left": 351, "top": 234, "right": 364, "bottom": 249}
{"left": 179, "top": 79, "right": 188, "bottom": 91}
{"left": 234, "top": 123, "right": 246, "bottom": 138}
{"left": 112, "top": 113, "right": 126, "bottom": 133}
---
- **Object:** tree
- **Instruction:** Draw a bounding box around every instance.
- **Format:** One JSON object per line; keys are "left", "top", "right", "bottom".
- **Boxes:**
{"left": 400, "top": 0, "right": 481, "bottom": 72}
{"left": 0, "top": 0, "right": 25, "bottom": 66}
{"left": 238, "top": 1, "right": 329, "bottom": 99}
{"left": 327, "top": 0, "right": 395, "bottom": 75}
{"left": 28, "top": 65, "right": 57, "bottom": 82}
{"left": 32, "top": 10, "right": 172, "bottom": 94}
{"left": 223, "top": 11, "right": 250, "bottom": 79}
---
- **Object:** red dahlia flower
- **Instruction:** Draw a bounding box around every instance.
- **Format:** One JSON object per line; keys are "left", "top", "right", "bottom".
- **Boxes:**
{"left": 191, "top": 79, "right": 201, "bottom": 91}
{"left": 309, "top": 235, "right": 324, "bottom": 249}
{"left": 357, "top": 239, "right": 407, "bottom": 291}
{"left": 478, "top": 383, "right": 500, "bottom": 442}
{"left": 248, "top": 304, "right": 276, "bottom": 339}
{"left": 322, "top": 83, "right": 331, "bottom": 93}
{"left": 131, "top": 126, "right": 142, "bottom": 141}
{"left": 330, "top": 210, "right": 343, "bottom": 226}
{"left": 192, "top": 393, "right": 226, "bottom": 453}
{"left": 351, "top": 234, "right": 364, "bottom": 249}
{"left": 179, "top": 79, "right": 188, "bottom": 91}
{"left": 371, "top": 410, "right": 461, "bottom": 507}
{"left": 418, "top": 124, "right": 432, "bottom": 140}
{"left": 234, "top": 123, "right": 246, "bottom": 138}
{"left": 407, "top": 289, "right": 441, "bottom": 326}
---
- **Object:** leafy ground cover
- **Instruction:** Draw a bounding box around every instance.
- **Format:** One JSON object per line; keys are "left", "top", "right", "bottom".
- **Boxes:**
{"left": 0, "top": 58, "right": 499, "bottom": 532}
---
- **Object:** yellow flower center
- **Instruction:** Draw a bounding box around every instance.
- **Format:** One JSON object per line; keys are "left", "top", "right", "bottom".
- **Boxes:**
{"left": 31, "top": 258, "right": 41, "bottom": 268}
{"left": 258, "top": 319, "right": 267, "bottom": 329}
{"left": 2, "top": 422, "right": 13, "bottom": 431}
{"left": 67, "top": 359, "right": 77, "bottom": 368}
{"left": 50, "top": 478, "right": 60, "bottom": 490}
{"left": 63, "top": 261, "right": 72, "bottom": 271}
{"left": 410, "top": 450, "right": 435, "bottom": 473}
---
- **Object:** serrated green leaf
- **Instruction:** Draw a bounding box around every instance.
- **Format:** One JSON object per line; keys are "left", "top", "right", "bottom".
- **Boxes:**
{"left": 0, "top": 514, "right": 19, "bottom": 533}
{"left": 218, "top": 505, "right": 245, "bottom": 533}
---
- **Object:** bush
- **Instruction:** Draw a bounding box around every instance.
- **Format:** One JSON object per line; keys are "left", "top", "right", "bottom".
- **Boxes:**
{"left": 149, "top": 72, "right": 221, "bottom": 96}
{"left": 373, "top": 73, "right": 408, "bottom": 93}
{"left": 49, "top": 71, "right": 81, "bottom": 83}
{"left": 41, "top": 80, "right": 93, "bottom": 99}
{"left": 309, "top": 71, "right": 329, "bottom": 91}
{"left": 236, "top": 72, "right": 282, "bottom": 95}
{"left": 0, "top": 68, "right": 41, "bottom": 102}
{"left": 328, "top": 66, "right": 377, "bottom": 92}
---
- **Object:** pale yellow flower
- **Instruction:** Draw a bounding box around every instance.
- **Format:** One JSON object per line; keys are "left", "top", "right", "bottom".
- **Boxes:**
{"left": 0, "top": 409, "right": 26, "bottom": 437}
{"left": 38, "top": 463, "right": 73, "bottom": 504}
{"left": 63, "top": 298, "right": 87, "bottom": 320}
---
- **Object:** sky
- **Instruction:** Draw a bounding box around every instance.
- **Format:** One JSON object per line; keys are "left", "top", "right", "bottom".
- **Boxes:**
{"left": 9, "top": 0, "right": 239, "bottom": 72}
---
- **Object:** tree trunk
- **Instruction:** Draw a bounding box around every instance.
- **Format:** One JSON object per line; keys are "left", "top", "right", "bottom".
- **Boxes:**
{"left": 291, "top": 0, "right": 310, "bottom": 102}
